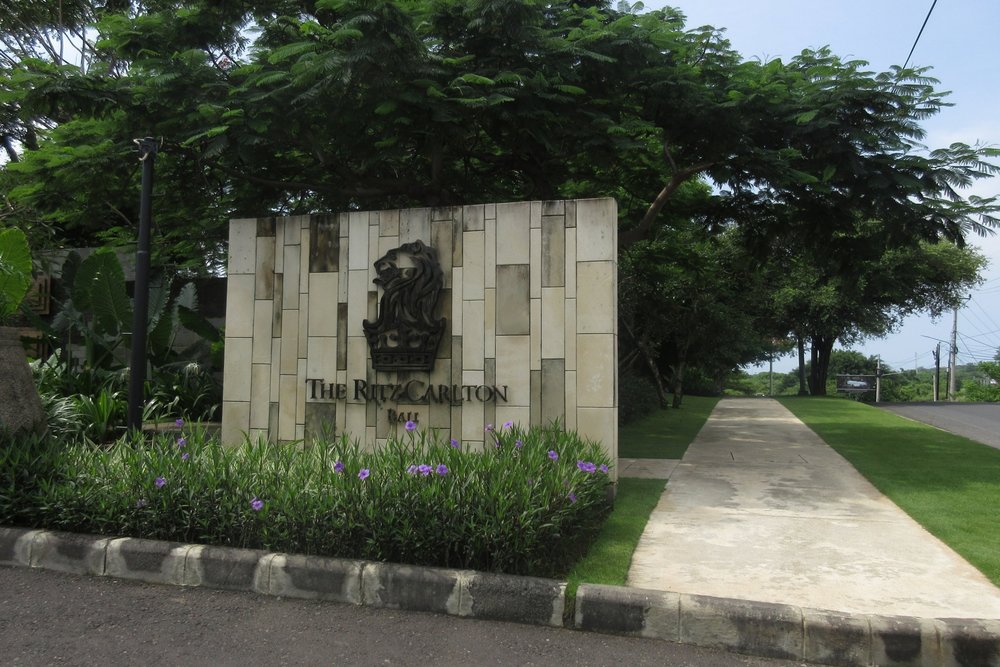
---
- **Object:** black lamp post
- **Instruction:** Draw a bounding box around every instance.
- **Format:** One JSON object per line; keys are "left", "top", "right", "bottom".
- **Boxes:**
{"left": 127, "top": 137, "right": 157, "bottom": 432}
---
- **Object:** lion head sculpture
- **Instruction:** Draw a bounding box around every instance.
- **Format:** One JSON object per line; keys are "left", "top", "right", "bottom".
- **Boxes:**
{"left": 363, "top": 240, "right": 446, "bottom": 371}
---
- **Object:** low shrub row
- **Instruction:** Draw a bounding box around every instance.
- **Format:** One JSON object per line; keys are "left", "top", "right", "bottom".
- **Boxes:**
{"left": 0, "top": 421, "right": 613, "bottom": 577}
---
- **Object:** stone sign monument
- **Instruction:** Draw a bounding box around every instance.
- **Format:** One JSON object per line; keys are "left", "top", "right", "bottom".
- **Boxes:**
{"left": 221, "top": 198, "right": 617, "bottom": 462}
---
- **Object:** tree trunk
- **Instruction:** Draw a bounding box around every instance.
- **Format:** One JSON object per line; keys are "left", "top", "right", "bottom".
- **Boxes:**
{"left": 670, "top": 360, "right": 686, "bottom": 409}
{"left": 808, "top": 336, "right": 835, "bottom": 396}
{"left": 797, "top": 335, "right": 809, "bottom": 395}
{"left": 0, "top": 327, "right": 46, "bottom": 437}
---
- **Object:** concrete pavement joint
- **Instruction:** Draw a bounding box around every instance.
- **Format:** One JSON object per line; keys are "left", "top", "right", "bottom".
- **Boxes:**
{"left": 2, "top": 525, "right": 998, "bottom": 666}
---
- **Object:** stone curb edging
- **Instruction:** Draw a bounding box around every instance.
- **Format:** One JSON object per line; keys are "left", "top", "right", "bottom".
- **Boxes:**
{"left": 3, "top": 526, "right": 998, "bottom": 666}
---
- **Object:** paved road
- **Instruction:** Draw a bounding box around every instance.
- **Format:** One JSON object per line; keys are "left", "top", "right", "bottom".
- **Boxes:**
{"left": 0, "top": 566, "right": 806, "bottom": 667}
{"left": 877, "top": 402, "right": 1000, "bottom": 449}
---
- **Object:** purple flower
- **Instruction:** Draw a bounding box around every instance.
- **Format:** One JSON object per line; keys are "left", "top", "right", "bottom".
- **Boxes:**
{"left": 599, "top": 463, "right": 609, "bottom": 474}
{"left": 435, "top": 463, "right": 448, "bottom": 476}
{"left": 407, "top": 464, "right": 418, "bottom": 475}
{"left": 250, "top": 497, "right": 264, "bottom": 511}
{"left": 418, "top": 464, "right": 432, "bottom": 476}
{"left": 547, "top": 450, "right": 558, "bottom": 461}
{"left": 515, "top": 439, "right": 523, "bottom": 449}
{"left": 181, "top": 452, "right": 190, "bottom": 461}
{"left": 568, "top": 492, "right": 577, "bottom": 504}
{"left": 176, "top": 437, "right": 187, "bottom": 448}
{"left": 334, "top": 460, "right": 345, "bottom": 474}
{"left": 175, "top": 418, "right": 184, "bottom": 428}
{"left": 577, "top": 460, "right": 597, "bottom": 473}
{"left": 405, "top": 420, "right": 417, "bottom": 432}
{"left": 502, "top": 420, "right": 513, "bottom": 430}
{"left": 450, "top": 438, "right": 460, "bottom": 449}
{"left": 135, "top": 498, "right": 147, "bottom": 509}
{"left": 154, "top": 476, "right": 166, "bottom": 488}
{"left": 484, "top": 423, "right": 494, "bottom": 433}
{"left": 358, "top": 468, "right": 370, "bottom": 480}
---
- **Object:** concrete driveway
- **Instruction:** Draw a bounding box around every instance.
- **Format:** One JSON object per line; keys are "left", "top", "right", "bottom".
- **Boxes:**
{"left": 877, "top": 402, "right": 1000, "bottom": 449}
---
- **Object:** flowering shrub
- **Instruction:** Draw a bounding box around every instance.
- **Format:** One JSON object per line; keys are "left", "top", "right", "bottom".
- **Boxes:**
{"left": 0, "top": 422, "right": 613, "bottom": 577}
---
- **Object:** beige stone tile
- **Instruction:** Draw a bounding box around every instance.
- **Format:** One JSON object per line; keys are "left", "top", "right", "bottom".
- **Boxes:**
{"left": 492, "top": 405, "right": 528, "bottom": 432}
{"left": 378, "top": 235, "right": 399, "bottom": 264}
{"left": 400, "top": 207, "right": 431, "bottom": 244}
{"left": 309, "top": 215, "right": 339, "bottom": 273}
{"left": 284, "top": 215, "right": 302, "bottom": 246}
{"left": 226, "top": 274, "right": 255, "bottom": 337}
{"left": 565, "top": 227, "right": 577, "bottom": 298}
{"left": 462, "top": 299, "right": 485, "bottom": 371}
{"left": 577, "top": 334, "right": 615, "bottom": 408}
{"left": 367, "top": 224, "right": 379, "bottom": 286}
{"left": 462, "top": 399, "right": 486, "bottom": 441}
{"left": 530, "top": 227, "right": 541, "bottom": 299}
{"left": 576, "top": 261, "right": 615, "bottom": 334}
{"left": 221, "top": 401, "right": 250, "bottom": 446}
{"left": 565, "top": 299, "right": 577, "bottom": 371}
{"left": 280, "top": 314, "right": 299, "bottom": 374}
{"left": 542, "top": 200, "right": 564, "bottom": 216}
{"left": 451, "top": 268, "right": 464, "bottom": 332}
{"left": 271, "top": 277, "right": 283, "bottom": 338}
{"left": 306, "top": 336, "right": 338, "bottom": 380}
{"left": 380, "top": 208, "right": 400, "bottom": 237}
{"left": 278, "top": 374, "right": 297, "bottom": 441}
{"left": 338, "top": 246, "right": 349, "bottom": 303}
{"left": 462, "top": 231, "right": 485, "bottom": 300}
{"left": 564, "top": 370, "right": 577, "bottom": 430}
{"left": 282, "top": 243, "right": 300, "bottom": 310}
{"left": 452, "top": 219, "right": 463, "bottom": 268}
{"left": 530, "top": 201, "right": 542, "bottom": 229}
{"left": 296, "top": 358, "right": 307, "bottom": 427}
{"left": 485, "top": 215, "right": 496, "bottom": 289}
{"left": 297, "top": 297, "right": 308, "bottom": 353}
{"left": 576, "top": 198, "right": 616, "bottom": 262}
{"left": 347, "top": 270, "right": 370, "bottom": 335}
{"left": 541, "top": 359, "right": 566, "bottom": 425}
{"left": 495, "top": 335, "right": 530, "bottom": 406}
{"left": 274, "top": 223, "right": 284, "bottom": 273}
{"left": 541, "top": 287, "right": 565, "bottom": 359}
{"left": 223, "top": 337, "right": 252, "bottom": 402}
{"left": 307, "top": 272, "right": 338, "bottom": 337}
{"left": 228, "top": 219, "right": 257, "bottom": 275}
{"left": 295, "top": 424, "right": 305, "bottom": 442}
{"left": 484, "top": 288, "right": 495, "bottom": 358}
{"left": 299, "top": 232, "right": 310, "bottom": 294}
{"left": 464, "top": 204, "right": 485, "bottom": 232}
{"left": 270, "top": 339, "right": 281, "bottom": 401}
{"left": 250, "top": 364, "right": 271, "bottom": 430}
{"left": 346, "top": 336, "right": 368, "bottom": 387}
{"left": 432, "top": 221, "right": 454, "bottom": 289}
{"left": 255, "top": 236, "right": 276, "bottom": 299}
{"left": 496, "top": 201, "right": 530, "bottom": 265}
{"left": 251, "top": 300, "right": 273, "bottom": 364}
{"left": 495, "top": 265, "right": 529, "bottom": 335}
{"left": 348, "top": 212, "right": 370, "bottom": 270}
{"left": 484, "top": 202, "right": 496, "bottom": 220}
{"left": 541, "top": 217, "right": 565, "bottom": 288}
{"left": 577, "top": 407, "right": 616, "bottom": 464}
{"left": 530, "top": 297, "right": 541, "bottom": 371}
{"left": 344, "top": 402, "right": 367, "bottom": 443}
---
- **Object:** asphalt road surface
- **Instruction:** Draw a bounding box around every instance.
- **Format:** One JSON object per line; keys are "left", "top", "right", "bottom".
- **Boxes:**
{"left": 0, "top": 566, "right": 807, "bottom": 667}
{"left": 877, "top": 402, "right": 1000, "bottom": 449}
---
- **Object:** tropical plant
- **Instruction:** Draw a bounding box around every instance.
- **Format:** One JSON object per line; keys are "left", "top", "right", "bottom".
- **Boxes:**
{"left": 0, "top": 227, "right": 32, "bottom": 324}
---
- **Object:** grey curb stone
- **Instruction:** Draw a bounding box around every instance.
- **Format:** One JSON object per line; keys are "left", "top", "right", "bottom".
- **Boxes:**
{"left": 575, "top": 584, "right": 679, "bottom": 639}
{"left": 183, "top": 544, "right": 269, "bottom": 592}
{"left": 460, "top": 571, "right": 565, "bottom": 627}
{"left": 105, "top": 537, "right": 191, "bottom": 585}
{"left": 4, "top": 524, "right": 1000, "bottom": 666}
{"left": 803, "top": 608, "right": 870, "bottom": 667}
{"left": 264, "top": 553, "right": 363, "bottom": 604}
{"left": 679, "top": 593, "right": 803, "bottom": 662}
{"left": 0, "top": 526, "right": 42, "bottom": 566}
{"left": 29, "top": 530, "right": 110, "bottom": 576}
{"left": 361, "top": 561, "right": 465, "bottom": 615}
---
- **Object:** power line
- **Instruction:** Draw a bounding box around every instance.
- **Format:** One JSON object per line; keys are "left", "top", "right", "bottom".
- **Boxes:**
{"left": 903, "top": 0, "right": 939, "bottom": 69}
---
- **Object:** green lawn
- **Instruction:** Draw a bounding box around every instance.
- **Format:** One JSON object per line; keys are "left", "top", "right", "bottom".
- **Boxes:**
{"left": 618, "top": 395, "right": 720, "bottom": 459}
{"left": 779, "top": 396, "right": 1000, "bottom": 586}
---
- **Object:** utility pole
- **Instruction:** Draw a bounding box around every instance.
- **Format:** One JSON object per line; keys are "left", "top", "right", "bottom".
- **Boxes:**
{"left": 948, "top": 305, "right": 958, "bottom": 401}
{"left": 933, "top": 343, "right": 940, "bottom": 402}
{"left": 127, "top": 138, "right": 158, "bottom": 432}
{"left": 875, "top": 355, "right": 881, "bottom": 403}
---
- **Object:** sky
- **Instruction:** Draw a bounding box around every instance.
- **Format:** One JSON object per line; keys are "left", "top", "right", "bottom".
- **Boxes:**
{"left": 647, "top": 0, "right": 1000, "bottom": 373}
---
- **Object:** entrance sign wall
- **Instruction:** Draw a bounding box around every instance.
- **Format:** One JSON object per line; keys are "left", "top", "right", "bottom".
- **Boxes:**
{"left": 221, "top": 198, "right": 617, "bottom": 461}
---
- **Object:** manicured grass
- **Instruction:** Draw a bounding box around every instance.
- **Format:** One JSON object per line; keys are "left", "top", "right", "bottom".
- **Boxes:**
{"left": 779, "top": 396, "right": 1000, "bottom": 586}
{"left": 618, "top": 395, "right": 721, "bottom": 459}
{"left": 564, "top": 477, "right": 666, "bottom": 600}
